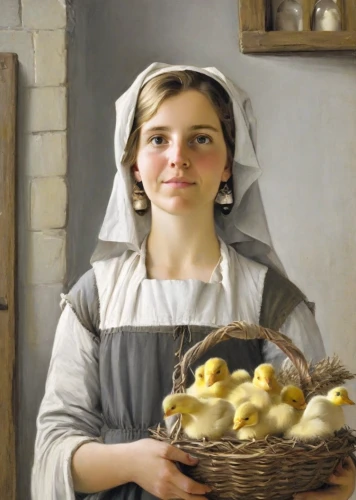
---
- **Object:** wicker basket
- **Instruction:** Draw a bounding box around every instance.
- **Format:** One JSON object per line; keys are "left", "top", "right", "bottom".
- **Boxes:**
{"left": 150, "top": 321, "right": 356, "bottom": 500}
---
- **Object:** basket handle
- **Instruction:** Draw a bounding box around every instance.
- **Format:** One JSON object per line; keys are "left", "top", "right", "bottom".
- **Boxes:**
{"left": 172, "top": 321, "right": 312, "bottom": 394}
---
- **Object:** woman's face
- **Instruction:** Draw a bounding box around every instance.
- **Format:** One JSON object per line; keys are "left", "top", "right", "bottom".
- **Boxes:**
{"left": 134, "top": 89, "right": 231, "bottom": 216}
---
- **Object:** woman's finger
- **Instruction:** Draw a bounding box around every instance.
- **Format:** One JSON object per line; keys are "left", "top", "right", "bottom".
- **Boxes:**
{"left": 171, "top": 493, "right": 208, "bottom": 500}
{"left": 343, "top": 456, "right": 356, "bottom": 471}
{"left": 162, "top": 444, "right": 199, "bottom": 467}
{"left": 172, "top": 471, "right": 212, "bottom": 497}
{"left": 327, "top": 456, "right": 355, "bottom": 485}
{"left": 293, "top": 485, "right": 342, "bottom": 499}
{"left": 327, "top": 473, "right": 349, "bottom": 486}
{"left": 334, "top": 461, "right": 344, "bottom": 474}
{"left": 162, "top": 445, "right": 212, "bottom": 497}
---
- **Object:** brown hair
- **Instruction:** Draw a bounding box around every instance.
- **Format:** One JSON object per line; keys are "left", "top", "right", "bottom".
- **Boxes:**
{"left": 122, "top": 70, "right": 236, "bottom": 168}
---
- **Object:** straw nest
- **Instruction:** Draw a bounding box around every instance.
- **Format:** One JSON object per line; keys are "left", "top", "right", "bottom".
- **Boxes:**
{"left": 150, "top": 321, "right": 356, "bottom": 500}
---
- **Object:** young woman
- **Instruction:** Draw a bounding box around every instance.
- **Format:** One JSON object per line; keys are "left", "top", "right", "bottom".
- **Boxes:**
{"left": 31, "top": 63, "right": 355, "bottom": 500}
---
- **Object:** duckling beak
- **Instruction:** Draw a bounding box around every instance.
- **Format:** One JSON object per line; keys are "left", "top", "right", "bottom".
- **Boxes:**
{"left": 298, "top": 401, "right": 307, "bottom": 410}
{"left": 342, "top": 396, "right": 355, "bottom": 405}
{"left": 261, "top": 378, "right": 272, "bottom": 391}
{"left": 206, "top": 375, "right": 215, "bottom": 387}
{"left": 233, "top": 419, "right": 245, "bottom": 431}
{"left": 164, "top": 410, "right": 172, "bottom": 418}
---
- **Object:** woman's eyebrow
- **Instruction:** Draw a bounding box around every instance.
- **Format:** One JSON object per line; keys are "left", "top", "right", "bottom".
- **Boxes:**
{"left": 191, "top": 124, "right": 220, "bottom": 132}
{"left": 142, "top": 124, "right": 220, "bottom": 134}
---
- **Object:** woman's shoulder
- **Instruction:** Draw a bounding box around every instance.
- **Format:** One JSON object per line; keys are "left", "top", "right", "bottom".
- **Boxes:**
{"left": 226, "top": 244, "right": 309, "bottom": 330}
{"left": 62, "top": 250, "right": 138, "bottom": 333}
{"left": 260, "top": 266, "right": 308, "bottom": 330}
{"left": 61, "top": 268, "right": 100, "bottom": 334}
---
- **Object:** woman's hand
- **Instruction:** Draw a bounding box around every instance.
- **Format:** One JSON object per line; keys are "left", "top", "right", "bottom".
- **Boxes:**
{"left": 128, "top": 438, "right": 212, "bottom": 499}
{"left": 293, "top": 457, "right": 356, "bottom": 499}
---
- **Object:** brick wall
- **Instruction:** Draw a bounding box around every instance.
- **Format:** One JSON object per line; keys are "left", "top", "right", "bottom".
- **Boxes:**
{"left": 0, "top": 1, "right": 68, "bottom": 496}
{"left": 1, "top": 1, "right": 67, "bottom": 281}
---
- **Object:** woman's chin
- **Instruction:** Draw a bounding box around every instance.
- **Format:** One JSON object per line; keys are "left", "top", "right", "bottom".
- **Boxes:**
{"left": 153, "top": 198, "right": 207, "bottom": 217}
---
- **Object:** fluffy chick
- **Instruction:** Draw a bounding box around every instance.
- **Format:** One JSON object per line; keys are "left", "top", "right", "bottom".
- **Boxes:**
{"left": 253, "top": 363, "right": 283, "bottom": 403}
{"left": 265, "top": 385, "right": 306, "bottom": 431}
{"left": 186, "top": 365, "right": 207, "bottom": 397}
{"left": 280, "top": 385, "right": 306, "bottom": 411}
{"left": 233, "top": 402, "right": 280, "bottom": 440}
{"left": 228, "top": 381, "right": 272, "bottom": 411}
{"left": 162, "top": 393, "right": 235, "bottom": 440}
{"left": 204, "top": 358, "right": 248, "bottom": 399}
{"left": 231, "top": 369, "right": 252, "bottom": 385}
{"left": 285, "top": 387, "right": 355, "bottom": 441}
{"left": 233, "top": 386, "right": 305, "bottom": 440}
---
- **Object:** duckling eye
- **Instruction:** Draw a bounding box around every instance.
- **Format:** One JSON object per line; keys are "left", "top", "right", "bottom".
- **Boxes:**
{"left": 292, "top": 399, "right": 297, "bottom": 403}
{"left": 216, "top": 370, "right": 221, "bottom": 374}
{"left": 244, "top": 417, "right": 250, "bottom": 421}
{"left": 171, "top": 405, "right": 176, "bottom": 410}
{"left": 336, "top": 392, "right": 341, "bottom": 396}
{"left": 198, "top": 374, "right": 203, "bottom": 379}
{"left": 257, "top": 376, "right": 260, "bottom": 380}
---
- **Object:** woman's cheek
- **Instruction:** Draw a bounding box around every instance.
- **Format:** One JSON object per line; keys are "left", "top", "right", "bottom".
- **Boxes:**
{"left": 137, "top": 152, "right": 166, "bottom": 178}
{"left": 195, "top": 150, "right": 226, "bottom": 171}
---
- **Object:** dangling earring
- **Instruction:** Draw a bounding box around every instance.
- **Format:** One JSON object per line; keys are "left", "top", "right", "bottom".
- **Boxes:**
{"left": 132, "top": 180, "right": 150, "bottom": 216}
{"left": 215, "top": 176, "right": 234, "bottom": 215}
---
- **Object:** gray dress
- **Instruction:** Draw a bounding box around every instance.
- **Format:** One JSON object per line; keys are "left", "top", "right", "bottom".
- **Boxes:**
{"left": 31, "top": 241, "right": 325, "bottom": 500}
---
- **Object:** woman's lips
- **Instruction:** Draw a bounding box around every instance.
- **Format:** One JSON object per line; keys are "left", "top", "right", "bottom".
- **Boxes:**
{"left": 164, "top": 178, "right": 195, "bottom": 188}
{"left": 164, "top": 181, "right": 194, "bottom": 188}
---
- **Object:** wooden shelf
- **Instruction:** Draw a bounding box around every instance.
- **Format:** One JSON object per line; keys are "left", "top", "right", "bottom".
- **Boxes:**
{"left": 240, "top": 30, "right": 356, "bottom": 53}
{"left": 239, "top": 0, "right": 356, "bottom": 54}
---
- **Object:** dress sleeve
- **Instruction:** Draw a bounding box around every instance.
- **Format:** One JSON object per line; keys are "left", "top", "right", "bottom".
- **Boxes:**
{"left": 31, "top": 305, "right": 103, "bottom": 500}
{"left": 262, "top": 301, "right": 326, "bottom": 369}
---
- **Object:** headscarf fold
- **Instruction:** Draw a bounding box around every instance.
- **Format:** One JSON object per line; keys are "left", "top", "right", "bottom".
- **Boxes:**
{"left": 91, "top": 62, "right": 285, "bottom": 273}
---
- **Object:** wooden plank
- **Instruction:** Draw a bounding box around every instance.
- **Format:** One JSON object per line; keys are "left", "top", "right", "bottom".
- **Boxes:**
{"left": 239, "top": 0, "right": 266, "bottom": 31}
{"left": 0, "top": 52, "right": 17, "bottom": 500}
{"left": 240, "top": 29, "right": 356, "bottom": 52}
{"left": 344, "top": 0, "right": 356, "bottom": 30}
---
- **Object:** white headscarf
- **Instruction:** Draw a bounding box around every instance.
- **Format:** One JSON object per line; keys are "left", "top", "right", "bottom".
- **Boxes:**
{"left": 91, "top": 62, "right": 285, "bottom": 273}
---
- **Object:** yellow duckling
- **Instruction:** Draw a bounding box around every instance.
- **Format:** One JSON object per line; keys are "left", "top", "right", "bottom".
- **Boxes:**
{"left": 233, "top": 387, "right": 306, "bottom": 440}
{"left": 266, "top": 385, "right": 306, "bottom": 431}
{"left": 280, "top": 385, "right": 306, "bottom": 411}
{"left": 228, "top": 381, "right": 272, "bottom": 411}
{"left": 204, "top": 358, "right": 249, "bottom": 399}
{"left": 186, "top": 365, "right": 206, "bottom": 397}
{"left": 162, "top": 393, "right": 235, "bottom": 440}
{"left": 285, "top": 387, "right": 355, "bottom": 441}
{"left": 229, "top": 363, "right": 286, "bottom": 411}
{"left": 231, "top": 368, "right": 252, "bottom": 385}
{"left": 233, "top": 402, "right": 280, "bottom": 440}
{"left": 253, "top": 363, "right": 283, "bottom": 403}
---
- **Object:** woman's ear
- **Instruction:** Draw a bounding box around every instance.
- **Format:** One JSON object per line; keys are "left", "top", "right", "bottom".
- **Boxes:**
{"left": 131, "top": 165, "right": 142, "bottom": 183}
{"left": 221, "top": 163, "right": 232, "bottom": 183}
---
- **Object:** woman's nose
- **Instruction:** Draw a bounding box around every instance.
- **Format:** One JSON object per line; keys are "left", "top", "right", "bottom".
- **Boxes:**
{"left": 169, "top": 142, "right": 190, "bottom": 168}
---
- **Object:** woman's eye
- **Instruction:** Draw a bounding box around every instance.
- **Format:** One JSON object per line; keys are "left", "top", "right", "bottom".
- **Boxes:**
{"left": 150, "top": 136, "right": 166, "bottom": 145}
{"left": 195, "top": 135, "right": 211, "bottom": 145}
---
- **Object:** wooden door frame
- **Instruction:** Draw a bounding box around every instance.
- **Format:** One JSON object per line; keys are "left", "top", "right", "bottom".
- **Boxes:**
{"left": 0, "top": 52, "right": 17, "bottom": 500}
